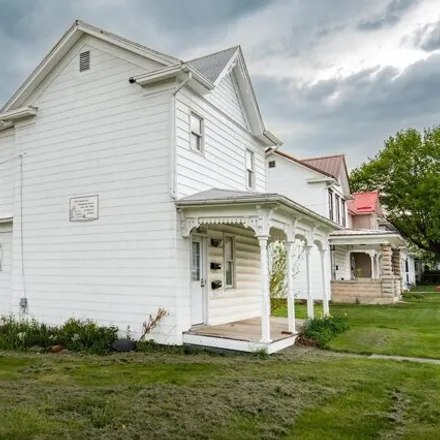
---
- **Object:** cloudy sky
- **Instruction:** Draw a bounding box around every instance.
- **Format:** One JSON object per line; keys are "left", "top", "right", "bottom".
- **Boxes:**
{"left": 1, "top": 0, "right": 440, "bottom": 167}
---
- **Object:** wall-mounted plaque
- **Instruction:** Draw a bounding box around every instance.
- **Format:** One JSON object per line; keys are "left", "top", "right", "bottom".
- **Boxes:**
{"left": 70, "top": 195, "right": 99, "bottom": 222}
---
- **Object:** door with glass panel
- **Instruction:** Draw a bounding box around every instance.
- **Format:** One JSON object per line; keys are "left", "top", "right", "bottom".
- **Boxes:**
{"left": 190, "top": 237, "right": 205, "bottom": 325}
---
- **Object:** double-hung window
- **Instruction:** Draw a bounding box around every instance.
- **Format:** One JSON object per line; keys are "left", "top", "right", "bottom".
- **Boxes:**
{"left": 328, "top": 189, "right": 334, "bottom": 221}
{"left": 246, "top": 149, "right": 255, "bottom": 189}
{"left": 341, "top": 199, "right": 346, "bottom": 226}
{"left": 224, "top": 235, "right": 235, "bottom": 288}
{"left": 190, "top": 112, "right": 204, "bottom": 152}
{"left": 335, "top": 194, "right": 341, "bottom": 224}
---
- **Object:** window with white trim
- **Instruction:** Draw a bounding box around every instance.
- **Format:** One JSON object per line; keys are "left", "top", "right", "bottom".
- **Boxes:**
{"left": 328, "top": 189, "right": 334, "bottom": 221}
{"left": 335, "top": 194, "right": 341, "bottom": 224}
{"left": 190, "top": 112, "right": 204, "bottom": 152}
{"left": 224, "top": 235, "right": 235, "bottom": 288}
{"left": 246, "top": 149, "right": 255, "bottom": 189}
{"left": 341, "top": 199, "right": 346, "bottom": 227}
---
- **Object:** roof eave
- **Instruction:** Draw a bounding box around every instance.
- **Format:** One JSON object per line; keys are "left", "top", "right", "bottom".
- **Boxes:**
{"left": 132, "top": 63, "right": 214, "bottom": 92}
{"left": 176, "top": 194, "right": 342, "bottom": 231}
{"left": 0, "top": 106, "right": 38, "bottom": 122}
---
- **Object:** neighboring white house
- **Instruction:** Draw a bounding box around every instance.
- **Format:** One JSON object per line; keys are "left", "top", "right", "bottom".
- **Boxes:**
{"left": 266, "top": 151, "right": 351, "bottom": 301}
{"left": 267, "top": 153, "right": 417, "bottom": 303}
{"left": 0, "top": 21, "right": 341, "bottom": 354}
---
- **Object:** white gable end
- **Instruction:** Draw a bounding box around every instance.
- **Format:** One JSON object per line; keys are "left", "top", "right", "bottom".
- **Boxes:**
{"left": 208, "top": 71, "right": 247, "bottom": 129}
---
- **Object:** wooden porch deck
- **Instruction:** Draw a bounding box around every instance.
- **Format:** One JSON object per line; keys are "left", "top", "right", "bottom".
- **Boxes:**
{"left": 184, "top": 317, "right": 306, "bottom": 353}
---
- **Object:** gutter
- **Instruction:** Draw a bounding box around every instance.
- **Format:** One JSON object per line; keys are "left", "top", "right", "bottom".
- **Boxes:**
{"left": 176, "top": 194, "right": 342, "bottom": 231}
{"left": 129, "top": 63, "right": 214, "bottom": 91}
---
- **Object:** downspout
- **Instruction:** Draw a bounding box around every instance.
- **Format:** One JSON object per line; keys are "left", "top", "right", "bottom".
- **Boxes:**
{"left": 170, "top": 69, "right": 192, "bottom": 199}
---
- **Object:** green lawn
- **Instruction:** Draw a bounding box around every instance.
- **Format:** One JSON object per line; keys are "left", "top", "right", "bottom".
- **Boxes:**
{"left": 1, "top": 349, "right": 440, "bottom": 439}
{"left": 274, "top": 285, "right": 440, "bottom": 359}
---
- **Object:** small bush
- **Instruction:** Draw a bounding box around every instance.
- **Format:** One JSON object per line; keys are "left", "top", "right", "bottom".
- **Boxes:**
{"left": 300, "top": 316, "right": 349, "bottom": 348}
{"left": 0, "top": 316, "right": 118, "bottom": 354}
{"left": 402, "top": 292, "right": 424, "bottom": 300}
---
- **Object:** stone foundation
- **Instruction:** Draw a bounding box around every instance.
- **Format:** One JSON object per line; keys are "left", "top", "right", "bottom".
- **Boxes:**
{"left": 331, "top": 279, "right": 398, "bottom": 304}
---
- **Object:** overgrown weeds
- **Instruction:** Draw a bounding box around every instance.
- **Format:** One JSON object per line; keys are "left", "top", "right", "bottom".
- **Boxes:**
{"left": 0, "top": 316, "right": 118, "bottom": 354}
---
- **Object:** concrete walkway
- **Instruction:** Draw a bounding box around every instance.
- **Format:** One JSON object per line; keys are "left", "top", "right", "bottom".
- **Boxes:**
{"left": 369, "top": 354, "right": 440, "bottom": 365}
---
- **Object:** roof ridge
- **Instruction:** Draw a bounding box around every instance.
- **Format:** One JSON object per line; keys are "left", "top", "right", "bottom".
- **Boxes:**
{"left": 274, "top": 150, "right": 335, "bottom": 179}
{"left": 186, "top": 45, "right": 240, "bottom": 63}
{"left": 301, "top": 153, "right": 345, "bottom": 162}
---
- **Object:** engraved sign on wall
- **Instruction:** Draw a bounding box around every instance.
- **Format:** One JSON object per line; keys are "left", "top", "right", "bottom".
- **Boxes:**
{"left": 70, "top": 195, "right": 99, "bottom": 222}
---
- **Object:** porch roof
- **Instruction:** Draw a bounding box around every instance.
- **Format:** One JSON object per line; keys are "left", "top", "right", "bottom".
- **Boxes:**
{"left": 176, "top": 188, "right": 341, "bottom": 231}
{"left": 329, "top": 229, "right": 406, "bottom": 246}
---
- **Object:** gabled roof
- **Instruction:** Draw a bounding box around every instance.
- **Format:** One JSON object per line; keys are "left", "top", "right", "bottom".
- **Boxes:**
{"left": 1, "top": 21, "right": 280, "bottom": 146}
{"left": 187, "top": 47, "right": 239, "bottom": 84}
{"left": 274, "top": 150, "right": 336, "bottom": 179}
{"left": 1, "top": 20, "right": 180, "bottom": 112}
{"left": 301, "top": 154, "right": 347, "bottom": 179}
{"left": 348, "top": 191, "right": 380, "bottom": 214}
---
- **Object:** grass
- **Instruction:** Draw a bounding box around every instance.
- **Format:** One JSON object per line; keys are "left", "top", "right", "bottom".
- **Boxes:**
{"left": 274, "top": 286, "right": 440, "bottom": 359}
{"left": 1, "top": 349, "right": 440, "bottom": 439}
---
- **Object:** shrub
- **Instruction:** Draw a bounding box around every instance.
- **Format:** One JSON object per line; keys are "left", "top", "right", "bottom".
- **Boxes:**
{"left": 402, "top": 292, "right": 424, "bottom": 300}
{"left": 300, "top": 315, "right": 349, "bottom": 348}
{"left": 57, "top": 318, "right": 118, "bottom": 353}
{"left": 0, "top": 316, "right": 118, "bottom": 354}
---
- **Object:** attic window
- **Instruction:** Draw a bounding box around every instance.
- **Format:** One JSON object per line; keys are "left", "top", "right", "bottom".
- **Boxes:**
{"left": 268, "top": 160, "right": 276, "bottom": 168}
{"left": 79, "top": 51, "right": 90, "bottom": 72}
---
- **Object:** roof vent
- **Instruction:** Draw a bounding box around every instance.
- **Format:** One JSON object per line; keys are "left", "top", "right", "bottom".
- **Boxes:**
{"left": 79, "top": 51, "right": 90, "bottom": 72}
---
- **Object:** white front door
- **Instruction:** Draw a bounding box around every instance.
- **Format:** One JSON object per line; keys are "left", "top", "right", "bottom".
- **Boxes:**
{"left": 190, "top": 237, "right": 205, "bottom": 325}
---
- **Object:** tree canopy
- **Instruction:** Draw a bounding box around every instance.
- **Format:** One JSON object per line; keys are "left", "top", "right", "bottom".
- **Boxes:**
{"left": 350, "top": 127, "right": 440, "bottom": 258}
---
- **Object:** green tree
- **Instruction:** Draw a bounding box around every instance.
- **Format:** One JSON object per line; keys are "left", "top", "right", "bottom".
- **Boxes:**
{"left": 350, "top": 127, "right": 440, "bottom": 258}
{"left": 269, "top": 241, "right": 304, "bottom": 313}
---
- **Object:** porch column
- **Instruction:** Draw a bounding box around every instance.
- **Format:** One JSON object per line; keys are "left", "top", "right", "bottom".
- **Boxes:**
{"left": 381, "top": 244, "right": 395, "bottom": 297}
{"left": 368, "top": 251, "right": 376, "bottom": 279}
{"left": 258, "top": 235, "right": 271, "bottom": 343}
{"left": 285, "top": 241, "right": 296, "bottom": 333}
{"left": 304, "top": 245, "right": 314, "bottom": 319}
{"left": 320, "top": 248, "right": 330, "bottom": 316}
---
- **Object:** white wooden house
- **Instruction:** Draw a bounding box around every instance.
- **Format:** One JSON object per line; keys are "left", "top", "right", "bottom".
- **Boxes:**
{"left": 266, "top": 151, "right": 351, "bottom": 302}
{"left": 0, "top": 21, "right": 341, "bottom": 354}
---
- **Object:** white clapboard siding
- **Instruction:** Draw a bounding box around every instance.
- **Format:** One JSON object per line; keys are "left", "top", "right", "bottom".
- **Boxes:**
{"left": 208, "top": 73, "right": 247, "bottom": 128}
{"left": 266, "top": 154, "right": 328, "bottom": 217}
{"left": 206, "top": 225, "right": 261, "bottom": 326}
{"left": 0, "top": 223, "right": 12, "bottom": 315}
{"left": 333, "top": 246, "right": 351, "bottom": 281}
{"left": 10, "top": 37, "right": 180, "bottom": 344}
{"left": 290, "top": 241, "right": 330, "bottom": 301}
{"left": 175, "top": 87, "right": 266, "bottom": 198}
{"left": 0, "top": 130, "right": 14, "bottom": 219}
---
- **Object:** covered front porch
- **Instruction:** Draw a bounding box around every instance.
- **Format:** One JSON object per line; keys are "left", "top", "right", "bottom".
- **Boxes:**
{"left": 329, "top": 230, "right": 407, "bottom": 304}
{"left": 183, "top": 317, "right": 306, "bottom": 354}
{"left": 177, "top": 189, "right": 338, "bottom": 354}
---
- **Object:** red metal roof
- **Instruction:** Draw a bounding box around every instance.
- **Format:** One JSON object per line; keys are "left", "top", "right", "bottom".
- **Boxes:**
{"left": 348, "top": 191, "right": 380, "bottom": 214}
{"left": 301, "top": 154, "right": 346, "bottom": 179}
{"left": 274, "top": 150, "right": 335, "bottom": 178}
